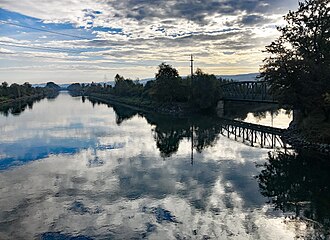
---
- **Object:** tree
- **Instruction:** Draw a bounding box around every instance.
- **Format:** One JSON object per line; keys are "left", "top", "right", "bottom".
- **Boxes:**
{"left": 153, "top": 63, "right": 185, "bottom": 102}
{"left": 260, "top": 0, "right": 330, "bottom": 119}
{"left": 9, "top": 83, "right": 21, "bottom": 99}
{"left": 191, "top": 68, "right": 220, "bottom": 110}
{"left": 2, "top": 82, "right": 8, "bottom": 89}
{"left": 113, "top": 74, "right": 143, "bottom": 97}
{"left": 67, "top": 83, "right": 82, "bottom": 93}
{"left": 114, "top": 74, "right": 125, "bottom": 83}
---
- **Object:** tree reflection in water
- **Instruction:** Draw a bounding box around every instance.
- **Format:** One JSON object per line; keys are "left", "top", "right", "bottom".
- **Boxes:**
{"left": 257, "top": 150, "right": 330, "bottom": 239}
{"left": 1, "top": 99, "right": 35, "bottom": 116}
{"left": 88, "top": 97, "right": 223, "bottom": 158}
{"left": 112, "top": 104, "right": 221, "bottom": 157}
{"left": 108, "top": 98, "right": 330, "bottom": 237}
{"left": 0, "top": 92, "right": 59, "bottom": 117}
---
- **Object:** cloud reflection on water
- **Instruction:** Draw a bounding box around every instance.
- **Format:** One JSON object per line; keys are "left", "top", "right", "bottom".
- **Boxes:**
{"left": 0, "top": 92, "right": 301, "bottom": 239}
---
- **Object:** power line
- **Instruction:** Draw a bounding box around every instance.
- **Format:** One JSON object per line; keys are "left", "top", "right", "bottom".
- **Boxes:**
{"left": 0, "top": 20, "right": 93, "bottom": 40}
{"left": 0, "top": 42, "right": 157, "bottom": 66}
{"left": 0, "top": 21, "right": 184, "bottom": 68}
{"left": 0, "top": 42, "right": 84, "bottom": 53}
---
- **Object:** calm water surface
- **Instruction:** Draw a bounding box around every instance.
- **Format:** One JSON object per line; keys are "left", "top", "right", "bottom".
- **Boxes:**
{"left": 0, "top": 92, "right": 328, "bottom": 239}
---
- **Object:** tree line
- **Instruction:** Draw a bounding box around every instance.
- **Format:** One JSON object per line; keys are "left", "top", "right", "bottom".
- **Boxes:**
{"left": 0, "top": 81, "right": 61, "bottom": 103}
{"left": 68, "top": 63, "right": 231, "bottom": 111}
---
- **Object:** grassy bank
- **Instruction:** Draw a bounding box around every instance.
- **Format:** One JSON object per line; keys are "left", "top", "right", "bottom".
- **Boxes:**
{"left": 0, "top": 93, "right": 45, "bottom": 105}
{"left": 88, "top": 93, "right": 196, "bottom": 116}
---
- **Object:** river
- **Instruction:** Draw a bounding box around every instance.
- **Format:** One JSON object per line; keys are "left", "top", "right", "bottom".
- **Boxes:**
{"left": 0, "top": 92, "right": 328, "bottom": 239}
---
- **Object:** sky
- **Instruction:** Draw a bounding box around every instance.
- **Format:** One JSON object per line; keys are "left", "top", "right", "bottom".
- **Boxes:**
{"left": 0, "top": 0, "right": 299, "bottom": 84}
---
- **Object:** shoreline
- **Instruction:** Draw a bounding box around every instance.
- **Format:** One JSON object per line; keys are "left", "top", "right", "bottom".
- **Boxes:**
{"left": 77, "top": 92, "right": 330, "bottom": 154}
{"left": 0, "top": 93, "right": 46, "bottom": 105}
{"left": 87, "top": 93, "right": 198, "bottom": 117}
{"left": 284, "top": 125, "right": 330, "bottom": 155}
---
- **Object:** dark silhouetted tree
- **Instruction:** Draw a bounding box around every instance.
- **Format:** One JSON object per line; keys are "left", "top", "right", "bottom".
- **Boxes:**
{"left": 260, "top": 0, "right": 330, "bottom": 119}
{"left": 191, "top": 68, "right": 220, "bottom": 110}
{"left": 113, "top": 74, "right": 143, "bottom": 97}
{"left": 153, "top": 63, "right": 186, "bottom": 102}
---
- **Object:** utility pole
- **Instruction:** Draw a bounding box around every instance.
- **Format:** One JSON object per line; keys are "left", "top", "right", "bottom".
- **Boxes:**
{"left": 191, "top": 124, "right": 194, "bottom": 165}
{"left": 190, "top": 54, "right": 194, "bottom": 79}
{"left": 190, "top": 54, "right": 194, "bottom": 165}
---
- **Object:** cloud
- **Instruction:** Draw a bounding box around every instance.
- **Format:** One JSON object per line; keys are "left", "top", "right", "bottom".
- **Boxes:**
{"left": 0, "top": 0, "right": 299, "bottom": 83}
{"left": 0, "top": 47, "right": 15, "bottom": 54}
{"left": 0, "top": 99, "right": 299, "bottom": 239}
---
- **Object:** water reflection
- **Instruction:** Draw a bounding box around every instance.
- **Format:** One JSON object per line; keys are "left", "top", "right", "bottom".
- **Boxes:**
{"left": 88, "top": 98, "right": 287, "bottom": 158}
{"left": 89, "top": 98, "right": 222, "bottom": 158}
{"left": 0, "top": 92, "right": 59, "bottom": 117}
{"left": 222, "top": 101, "right": 292, "bottom": 128}
{"left": 0, "top": 92, "right": 312, "bottom": 239}
{"left": 0, "top": 98, "right": 39, "bottom": 116}
{"left": 257, "top": 150, "right": 330, "bottom": 239}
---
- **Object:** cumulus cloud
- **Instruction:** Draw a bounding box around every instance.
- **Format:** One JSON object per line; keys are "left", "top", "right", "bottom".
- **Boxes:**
{"left": 0, "top": 0, "right": 299, "bottom": 83}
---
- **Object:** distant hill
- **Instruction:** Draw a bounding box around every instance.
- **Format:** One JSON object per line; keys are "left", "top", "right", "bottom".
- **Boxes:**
{"left": 33, "top": 83, "right": 69, "bottom": 89}
{"left": 32, "top": 73, "right": 259, "bottom": 88}
{"left": 217, "top": 73, "right": 258, "bottom": 81}
{"left": 102, "top": 78, "right": 153, "bottom": 87}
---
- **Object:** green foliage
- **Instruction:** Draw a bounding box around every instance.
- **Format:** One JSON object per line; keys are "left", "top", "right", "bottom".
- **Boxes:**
{"left": 67, "top": 83, "right": 83, "bottom": 93}
{"left": 191, "top": 68, "right": 221, "bottom": 110}
{"left": 68, "top": 82, "right": 112, "bottom": 95}
{"left": 0, "top": 82, "right": 49, "bottom": 101}
{"left": 45, "top": 82, "right": 61, "bottom": 90}
{"left": 1, "top": 82, "right": 8, "bottom": 88}
{"left": 141, "top": 80, "right": 156, "bottom": 99}
{"left": 67, "top": 64, "right": 224, "bottom": 112}
{"left": 260, "top": 0, "right": 330, "bottom": 119}
{"left": 152, "top": 63, "right": 188, "bottom": 102}
{"left": 113, "top": 74, "right": 143, "bottom": 97}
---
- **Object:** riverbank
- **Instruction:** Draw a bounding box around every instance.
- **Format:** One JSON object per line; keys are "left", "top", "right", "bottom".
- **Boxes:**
{"left": 0, "top": 93, "right": 46, "bottom": 105}
{"left": 87, "top": 93, "right": 197, "bottom": 116}
{"left": 284, "top": 117, "right": 330, "bottom": 154}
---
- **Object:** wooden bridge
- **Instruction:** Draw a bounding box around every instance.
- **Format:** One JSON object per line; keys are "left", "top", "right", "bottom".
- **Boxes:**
{"left": 220, "top": 81, "right": 277, "bottom": 103}
{"left": 218, "top": 118, "right": 287, "bottom": 149}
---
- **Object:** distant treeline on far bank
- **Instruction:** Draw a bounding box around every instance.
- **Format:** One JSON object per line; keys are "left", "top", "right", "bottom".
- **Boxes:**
{"left": 0, "top": 81, "right": 61, "bottom": 104}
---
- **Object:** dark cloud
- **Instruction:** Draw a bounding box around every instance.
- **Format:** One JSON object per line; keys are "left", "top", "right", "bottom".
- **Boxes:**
{"left": 107, "top": 0, "right": 297, "bottom": 25}
{"left": 223, "top": 51, "right": 235, "bottom": 55}
{"left": 240, "top": 14, "right": 271, "bottom": 26}
{"left": 55, "top": 27, "right": 259, "bottom": 61}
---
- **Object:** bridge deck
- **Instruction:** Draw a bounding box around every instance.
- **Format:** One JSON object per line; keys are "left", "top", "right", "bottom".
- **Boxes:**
{"left": 219, "top": 118, "right": 285, "bottom": 135}
{"left": 218, "top": 118, "right": 287, "bottom": 149}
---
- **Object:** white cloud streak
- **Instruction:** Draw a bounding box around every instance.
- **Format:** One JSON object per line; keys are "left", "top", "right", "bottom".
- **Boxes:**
{"left": 0, "top": 0, "right": 299, "bottom": 83}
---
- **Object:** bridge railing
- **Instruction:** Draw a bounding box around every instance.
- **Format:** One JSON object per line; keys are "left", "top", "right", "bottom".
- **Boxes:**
{"left": 218, "top": 118, "right": 287, "bottom": 149}
{"left": 220, "top": 81, "right": 276, "bottom": 102}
